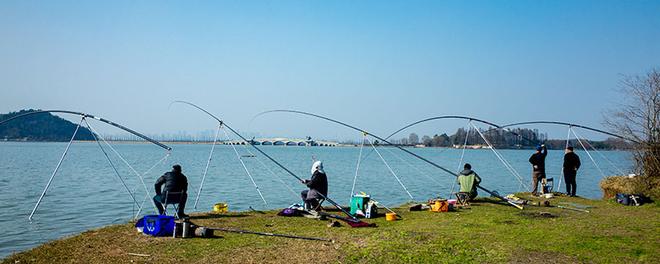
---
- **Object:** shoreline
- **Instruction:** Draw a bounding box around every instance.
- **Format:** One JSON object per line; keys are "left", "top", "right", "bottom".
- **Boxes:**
{"left": 2, "top": 194, "right": 658, "bottom": 263}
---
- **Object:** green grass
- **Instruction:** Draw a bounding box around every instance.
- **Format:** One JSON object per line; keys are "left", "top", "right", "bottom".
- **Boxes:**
{"left": 4, "top": 194, "right": 659, "bottom": 263}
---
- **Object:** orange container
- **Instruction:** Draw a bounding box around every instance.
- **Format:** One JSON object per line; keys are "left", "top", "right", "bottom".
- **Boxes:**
{"left": 385, "top": 212, "right": 398, "bottom": 221}
{"left": 430, "top": 200, "right": 449, "bottom": 212}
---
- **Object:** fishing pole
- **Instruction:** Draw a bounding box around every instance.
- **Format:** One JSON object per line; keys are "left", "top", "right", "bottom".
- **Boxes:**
{"left": 0, "top": 110, "right": 172, "bottom": 219}
{"left": 170, "top": 101, "right": 360, "bottom": 221}
{"left": 498, "top": 121, "right": 640, "bottom": 144}
{"left": 358, "top": 115, "right": 539, "bottom": 171}
{"left": 0, "top": 110, "right": 172, "bottom": 150}
{"left": 208, "top": 226, "right": 334, "bottom": 242}
{"left": 253, "top": 110, "right": 523, "bottom": 209}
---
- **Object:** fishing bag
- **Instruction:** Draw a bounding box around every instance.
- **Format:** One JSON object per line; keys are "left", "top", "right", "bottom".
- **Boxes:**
{"left": 616, "top": 193, "right": 644, "bottom": 206}
{"left": 135, "top": 215, "right": 175, "bottom": 237}
{"left": 277, "top": 208, "right": 302, "bottom": 217}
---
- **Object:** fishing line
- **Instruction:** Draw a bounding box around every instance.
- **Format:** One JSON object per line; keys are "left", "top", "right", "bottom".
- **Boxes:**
{"left": 471, "top": 122, "right": 528, "bottom": 191}
{"left": 133, "top": 152, "right": 170, "bottom": 218}
{"left": 448, "top": 120, "right": 472, "bottom": 198}
{"left": 222, "top": 127, "right": 268, "bottom": 206}
{"left": 237, "top": 143, "right": 299, "bottom": 199}
{"left": 254, "top": 110, "right": 522, "bottom": 209}
{"left": 194, "top": 124, "right": 222, "bottom": 209}
{"left": 367, "top": 138, "right": 415, "bottom": 201}
{"left": 85, "top": 122, "right": 159, "bottom": 213}
{"left": 571, "top": 127, "right": 606, "bottom": 178}
{"left": 29, "top": 116, "right": 84, "bottom": 221}
{"left": 557, "top": 126, "right": 572, "bottom": 192}
{"left": 172, "top": 101, "right": 359, "bottom": 220}
{"left": 572, "top": 128, "right": 626, "bottom": 176}
{"left": 349, "top": 133, "right": 366, "bottom": 198}
{"left": 382, "top": 146, "right": 444, "bottom": 191}
{"left": 84, "top": 119, "right": 140, "bottom": 212}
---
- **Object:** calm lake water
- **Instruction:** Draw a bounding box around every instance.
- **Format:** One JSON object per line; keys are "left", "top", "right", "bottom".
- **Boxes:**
{"left": 0, "top": 141, "right": 632, "bottom": 258}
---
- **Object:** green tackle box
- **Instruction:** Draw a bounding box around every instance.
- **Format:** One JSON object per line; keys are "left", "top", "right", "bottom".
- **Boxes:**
{"left": 350, "top": 194, "right": 370, "bottom": 216}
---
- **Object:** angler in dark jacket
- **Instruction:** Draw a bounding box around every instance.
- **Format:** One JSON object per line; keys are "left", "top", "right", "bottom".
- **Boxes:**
{"left": 529, "top": 144, "right": 547, "bottom": 195}
{"left": 563, "top": 146, "right": 581, "bottom": 197}
{"left": 153, "top": 165, "right": 188, "bottom": 218}
{"left": 301, "top": 160, "right": 328, "bottom": 210}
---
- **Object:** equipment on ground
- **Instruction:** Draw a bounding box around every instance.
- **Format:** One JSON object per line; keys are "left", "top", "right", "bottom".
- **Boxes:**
{"left": 209, "top": 226, "right": 334, "bottom": 242}
{"left": 213, "top": 203, "right": 228, "bottom": 213}
{"left": 135, "top": 215, "right": 175, "bottom": 237}
{"left": 429, "top": 199, "right": 449, "bottom": 212}
{"left": 616, "top": 193, "right": 645, "bottom": 206}
{"left": 385, "top": 212, "right": 398, "bottom": 221}
{"left": 350, "top": 194, "right": 370, "bottom": 217}
{"left": 557, "top": 205, "right": 590, "bottom": 213}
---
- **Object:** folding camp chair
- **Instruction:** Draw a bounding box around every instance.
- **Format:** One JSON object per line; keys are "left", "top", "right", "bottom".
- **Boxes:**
{"left": 157, "top": 191, "right": 186, "bottom": 218}
{"left": 455, "top": 192, "right": 470, "bottom": 207}
{"left": 304, "top": 198, "right": 325, "bottom": 212}
{"left": 543, "top": 178, "right": 554, "bottom": 194}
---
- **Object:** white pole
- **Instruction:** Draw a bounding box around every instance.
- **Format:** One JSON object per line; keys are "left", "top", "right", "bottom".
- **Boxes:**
{"left": 194, "top": 124, "right": 221, "bottom": 209}
{"left": 29, "top": 117, "right": 84, "bottom": 221}
{"left": 350, "top": 134, "right": 366, "bottom": 198}
{"left": 557, "top": 126, "right": 572, "bottom": 192}
{"left": 368, "top": 139, "right": 415, "bottom": 201}
{"left": 223, "top": 128, "right": 268, "bottom": 206}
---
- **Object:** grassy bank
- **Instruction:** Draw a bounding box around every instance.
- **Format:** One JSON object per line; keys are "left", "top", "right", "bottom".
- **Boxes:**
{"left": 4, "top": 194, "right": 659, "bottom": 263}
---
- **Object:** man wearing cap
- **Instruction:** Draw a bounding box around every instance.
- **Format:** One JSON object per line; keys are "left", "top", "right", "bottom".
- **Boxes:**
{"left": 153, "top": 165, "right": 189, "bottom": 218}
{"left": 563, "top": 146, "right": 581, "bottom": 197}
{"left": 529, "top": 144, "right": 548, "bottom": 196}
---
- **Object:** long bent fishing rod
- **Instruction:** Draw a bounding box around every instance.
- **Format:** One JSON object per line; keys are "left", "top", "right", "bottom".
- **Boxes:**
{"left": 0, "top": 110, "right": 171, "bottom": 219}
{"left": 383, "top": 115, "right": 505, "bottom": 140}
{"left": 497, "top": 121, "right": 640, "bottom": 144}
{"left": 0, "top": 110, "right": 172, "bottom": 151}
{"left": 363, "top": 115, "right": 534, "bottom": 163}
{"left": 170, "top": 101, "right": 360, "bottom": 221}
{"left": 254, "top": 110, "right": 522, "bottom": 209}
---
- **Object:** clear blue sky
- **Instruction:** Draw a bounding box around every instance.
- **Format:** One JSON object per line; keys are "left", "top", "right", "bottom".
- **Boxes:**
{"left": 1, "top": 1, "right": 659, "bottom": 140}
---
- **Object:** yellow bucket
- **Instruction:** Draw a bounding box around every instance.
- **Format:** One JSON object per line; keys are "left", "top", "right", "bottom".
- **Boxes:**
{"left": 213, "top": 203, "right": 228, "bottom": 213}
{"left": 385, "top": 212, "right": 398, "bottom": 221}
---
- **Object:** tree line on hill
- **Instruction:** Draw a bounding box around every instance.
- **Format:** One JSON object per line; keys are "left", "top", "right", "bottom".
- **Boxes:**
{"left": 0, "top": 109, "right": 95, "bottom": 141}
{"left": 386, "top": 127, "right": 631, "bottom": 150}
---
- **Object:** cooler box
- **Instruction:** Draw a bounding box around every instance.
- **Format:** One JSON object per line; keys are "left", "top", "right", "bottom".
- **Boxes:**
{"left": 350, "top": 194, "right": 370, "bottom": 216}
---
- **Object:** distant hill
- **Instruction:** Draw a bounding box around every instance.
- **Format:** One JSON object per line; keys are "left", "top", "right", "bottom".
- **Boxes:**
{"left": 0, "top": 109, "right": 95, "bottom": 142}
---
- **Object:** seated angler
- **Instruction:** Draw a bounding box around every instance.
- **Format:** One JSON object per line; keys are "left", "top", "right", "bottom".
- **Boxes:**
{"left": 153, "top": 164, "right": 189, "bottom": 218}
{"left": 300, "top": 160, "right": 328, "bottom": 211}
{"left": 457, "top": 163, "right": 482, "bottom": 201}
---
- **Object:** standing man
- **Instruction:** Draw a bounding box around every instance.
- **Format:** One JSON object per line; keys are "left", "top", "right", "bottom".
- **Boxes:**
{"left": 529, "top": 144, "right": 548, "bottom": 196}
{"left": 563, "top": 146, "right": 581, "bottom": 197}
{"left": 154, "top": 164, "right": 189, "bottom": 218}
